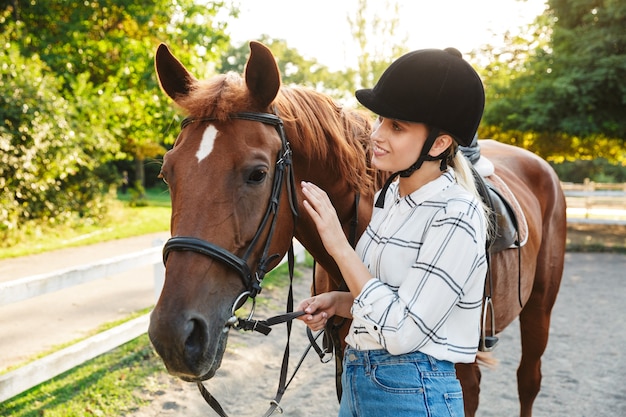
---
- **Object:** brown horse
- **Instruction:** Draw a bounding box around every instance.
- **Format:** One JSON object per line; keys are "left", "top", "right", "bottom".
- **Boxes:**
{"left": 149, "top": 41, "right": 566, "bottom": 417}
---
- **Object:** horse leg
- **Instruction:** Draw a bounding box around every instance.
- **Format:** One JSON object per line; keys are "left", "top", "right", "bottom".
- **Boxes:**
{"left": 456, "top": 361, "right": 481, "bottom": 417}
{"left": 517, "top": 303, "right": 548, "bottom": 417}
{"left": 517, "top": 270, "right": 562, "bottom": 417}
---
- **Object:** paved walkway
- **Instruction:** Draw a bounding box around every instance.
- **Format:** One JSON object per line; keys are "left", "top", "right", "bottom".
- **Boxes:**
{"left": 0, "top": 232, "right": 170, "bottom": 371}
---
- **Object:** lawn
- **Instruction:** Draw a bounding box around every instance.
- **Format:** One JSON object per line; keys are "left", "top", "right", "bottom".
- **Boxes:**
{"left": 0, "top": 187, "right": 171, "bottom": 260}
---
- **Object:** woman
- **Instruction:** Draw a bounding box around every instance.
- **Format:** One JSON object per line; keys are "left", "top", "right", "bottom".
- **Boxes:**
{"left": 298, "top": 48, "right": 490, "bottom": 416}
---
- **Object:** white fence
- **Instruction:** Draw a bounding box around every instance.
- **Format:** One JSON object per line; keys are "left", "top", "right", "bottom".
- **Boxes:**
{"left": 562, "top": 181, "right": 626, "bottom": 224}
{"left": 0, "top": 240, "right": 305, "bottom": 403}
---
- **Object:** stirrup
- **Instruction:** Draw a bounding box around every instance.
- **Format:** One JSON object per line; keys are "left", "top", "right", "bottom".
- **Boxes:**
{"left": 479, "top": 296, "right": 499, "bottom": 352}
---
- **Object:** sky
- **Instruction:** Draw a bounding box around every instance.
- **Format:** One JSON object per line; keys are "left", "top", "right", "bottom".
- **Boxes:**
{"left": 225, "top": 0, "right": 548, "bottom": 71}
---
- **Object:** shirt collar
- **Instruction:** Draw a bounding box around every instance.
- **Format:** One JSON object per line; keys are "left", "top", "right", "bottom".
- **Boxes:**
{"left": 391, "top": 168, "right": 456, "bottom": 211}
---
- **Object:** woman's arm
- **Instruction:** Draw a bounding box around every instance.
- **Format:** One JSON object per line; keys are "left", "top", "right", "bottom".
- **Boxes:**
{"left": 300, "top": 181, "right": 372, "bottom": 298}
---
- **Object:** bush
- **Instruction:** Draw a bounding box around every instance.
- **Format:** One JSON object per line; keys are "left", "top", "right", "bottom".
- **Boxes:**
{"left": 0, "top": 26, "right": 118, "bottom": 237}
{"left": 550, "top": 158, "right": 626, "bottom": 183}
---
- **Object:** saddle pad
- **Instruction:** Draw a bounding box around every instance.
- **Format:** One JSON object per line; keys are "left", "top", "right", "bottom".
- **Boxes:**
{"left": 486, "top": 173, "right": 529, "bottom": 248}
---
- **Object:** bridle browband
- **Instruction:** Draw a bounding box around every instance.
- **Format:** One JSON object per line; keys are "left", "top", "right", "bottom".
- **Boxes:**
{"left": 161, "top": 111, "right": 302, "bottom": 416}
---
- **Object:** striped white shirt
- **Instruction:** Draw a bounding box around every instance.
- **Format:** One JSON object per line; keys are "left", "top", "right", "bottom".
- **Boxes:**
{"left": 346, "top": 169, "right": 488, "bottom": 363}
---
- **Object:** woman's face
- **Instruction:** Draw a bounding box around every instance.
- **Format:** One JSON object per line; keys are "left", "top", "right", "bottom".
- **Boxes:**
{"left": 370, "top": 117, "right": 427, "bottom": 172}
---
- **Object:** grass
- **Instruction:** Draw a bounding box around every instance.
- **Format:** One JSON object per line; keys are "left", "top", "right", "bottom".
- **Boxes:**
{"left": 0, "top": 307, "right": 153, "bottom": 376}
{"left": 0, "top": 187, "right": 171, "bottom": 260}
{"left": 0, "top": 261, "right": 312, "bottom": 416}
{"left": 0, "top": 334, "right": 164, "bottom": 417}
{"left": 0, "top": 187, "right": 312, "bottom": 415}
{"left": 565, "top": 222, "right": 626, "bottom": 253}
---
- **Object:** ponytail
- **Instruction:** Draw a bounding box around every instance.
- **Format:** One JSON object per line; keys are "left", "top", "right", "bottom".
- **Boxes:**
{"left": 449, "top": 144, "right": 494, "bottom": 238}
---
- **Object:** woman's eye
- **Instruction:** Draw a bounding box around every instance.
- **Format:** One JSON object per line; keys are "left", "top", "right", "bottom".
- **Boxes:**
{"left": 248, "top": 169, "right": 267, "bottom": 184}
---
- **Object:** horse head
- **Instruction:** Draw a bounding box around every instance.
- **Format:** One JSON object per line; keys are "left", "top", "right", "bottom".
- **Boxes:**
{"left": 149, "top": 41, "right": 297, "bottom": 381}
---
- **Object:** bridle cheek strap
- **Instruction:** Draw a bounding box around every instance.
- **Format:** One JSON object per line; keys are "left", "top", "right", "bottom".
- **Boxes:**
{"left": 163, "top": 111, "right": 298, "bottom": 299}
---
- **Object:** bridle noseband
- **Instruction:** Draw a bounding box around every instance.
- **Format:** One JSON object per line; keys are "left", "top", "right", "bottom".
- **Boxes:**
{"left": 162, "top": 111, "right": 299, "bottom": 315}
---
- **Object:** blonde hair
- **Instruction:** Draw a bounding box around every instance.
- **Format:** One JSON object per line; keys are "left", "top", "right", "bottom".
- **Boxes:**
{"left": 448, "top": 144, "right": 494, "bottom": 239}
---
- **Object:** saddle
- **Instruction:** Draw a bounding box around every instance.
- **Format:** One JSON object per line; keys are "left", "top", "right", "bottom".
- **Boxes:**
{"left": 462, "top": 140, "right": 526, "bottom": 253}
{"left": 461, "top": 139, "right": 527, "bottom": 352}
{"left": 474, "top": 171, "right": 524, "bottom": 253}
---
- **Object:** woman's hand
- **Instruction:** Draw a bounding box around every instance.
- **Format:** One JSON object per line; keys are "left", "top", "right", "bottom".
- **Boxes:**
{"left": 297, "top": 291, "right": 354, "bottom": 331}
{"left": 297, "top": 292, "right": 337, "bottom": 331}
{"left": 301, "top": 181, "right": 373, "bottom": 297}
{"left": 301, "top": 181, "right": 349, "bottom": 259}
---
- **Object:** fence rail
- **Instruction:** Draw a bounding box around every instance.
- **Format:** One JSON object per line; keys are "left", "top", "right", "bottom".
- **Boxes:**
{"left": 562, "top": 181, "right": 626, "bottom": 223}
{"left": 561, "top": 179, "right": 626, "bottom": 193}
{"left": 0, "top": 240, "right": 305, "bottom": 403}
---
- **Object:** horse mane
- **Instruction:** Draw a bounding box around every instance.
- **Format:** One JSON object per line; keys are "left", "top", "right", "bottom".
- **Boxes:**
{"left": 176, "top": 71, "right": 383, "bottom": 196}
{"left": 275, "top": 87, "right": 382, "bottom": 196}
{"left": 176, "top": 73, "right": 253, "bottom": 120}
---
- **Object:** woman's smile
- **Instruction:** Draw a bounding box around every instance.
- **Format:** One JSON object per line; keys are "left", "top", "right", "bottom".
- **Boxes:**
{"left": 373, "top": 143, "right": 388, "bottom": 158}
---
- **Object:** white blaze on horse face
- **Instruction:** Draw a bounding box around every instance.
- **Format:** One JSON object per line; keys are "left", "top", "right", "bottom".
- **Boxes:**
{"left": 196, "top": 125, "right": 217, "bottom": 163}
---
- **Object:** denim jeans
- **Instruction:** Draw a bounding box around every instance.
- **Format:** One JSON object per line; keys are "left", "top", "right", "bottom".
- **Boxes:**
{"left": 338, "top": 348, "right": 464, "bottom": 417}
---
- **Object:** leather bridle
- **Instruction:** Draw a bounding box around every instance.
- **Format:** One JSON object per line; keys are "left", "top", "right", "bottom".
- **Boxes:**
{"left": 163, "top": 111, "right": 299, "bottom": 307}
{"left": 161, "top": 111, "right": 303, "bottom": 416}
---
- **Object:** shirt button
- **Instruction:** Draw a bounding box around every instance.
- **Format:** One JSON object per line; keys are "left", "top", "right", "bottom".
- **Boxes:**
{"left": 373, "top": 325, "right": 378, "bottom": 330}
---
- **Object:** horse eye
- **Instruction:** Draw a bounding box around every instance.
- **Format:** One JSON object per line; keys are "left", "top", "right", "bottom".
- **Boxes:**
{"left": 248, "top": 169, "right": 267, "bottom": 184}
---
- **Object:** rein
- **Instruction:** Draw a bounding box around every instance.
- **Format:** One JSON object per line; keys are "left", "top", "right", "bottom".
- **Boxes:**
{"left": 162, "top": 111, "right": 302, "bottom": 416}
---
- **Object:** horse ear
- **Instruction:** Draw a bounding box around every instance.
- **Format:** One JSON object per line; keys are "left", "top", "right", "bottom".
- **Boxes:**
{"left": 245, "top": 41, "right": 281, "bottom": 108}
{"left": 155, "top": 43, "right": 198, "bottom": 101}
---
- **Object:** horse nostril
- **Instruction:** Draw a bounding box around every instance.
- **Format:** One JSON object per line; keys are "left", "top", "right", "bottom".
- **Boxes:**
{"left": 184, "top": 317, "right": 208, "bottom": 363}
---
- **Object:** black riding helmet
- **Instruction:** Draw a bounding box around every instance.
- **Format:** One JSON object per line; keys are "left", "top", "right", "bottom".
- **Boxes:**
{"left": 355, "top": 47, "right": 485, "bottom": 207}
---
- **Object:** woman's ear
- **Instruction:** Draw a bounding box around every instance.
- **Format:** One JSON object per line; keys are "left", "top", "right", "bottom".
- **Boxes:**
{"left": 429, "top": 134, "right": 453, "bottom": 156}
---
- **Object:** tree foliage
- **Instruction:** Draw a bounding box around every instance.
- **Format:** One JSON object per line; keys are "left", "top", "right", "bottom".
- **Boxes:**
{"left": 349, "top": 0, "right": 408, "bottom": 91}
{"left": 1, "top": 24, "right": 118, "bottom": 234}
{"left": 480, "top": 0, "right": 626, "bottom": 163}
{"left": 2, "top": 0, "right": 625, "bottom": 241}
{"left": 0, "top": 0, "right": 236, "bottom": 237}
{"left": 219, "top": 36, "right": 358, "bottom": 102}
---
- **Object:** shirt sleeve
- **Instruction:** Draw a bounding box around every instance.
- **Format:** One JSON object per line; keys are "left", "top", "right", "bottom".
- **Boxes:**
{"left": 351, "top": 203, "right": 486, "bottom": 355}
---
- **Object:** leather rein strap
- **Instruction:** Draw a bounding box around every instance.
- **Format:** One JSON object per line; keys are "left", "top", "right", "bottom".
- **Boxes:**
{"left": 162, "top": 111, "right": 303, "bottom": 416}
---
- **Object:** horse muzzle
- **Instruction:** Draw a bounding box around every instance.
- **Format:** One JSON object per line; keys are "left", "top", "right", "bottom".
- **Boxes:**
{"left": 148, "top": 307, "right": 230, "bottom": 381}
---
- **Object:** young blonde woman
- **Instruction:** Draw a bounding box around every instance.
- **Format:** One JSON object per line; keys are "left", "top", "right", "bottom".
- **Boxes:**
{"left": 298, "top": 48, "right": 489, "bottom": 416}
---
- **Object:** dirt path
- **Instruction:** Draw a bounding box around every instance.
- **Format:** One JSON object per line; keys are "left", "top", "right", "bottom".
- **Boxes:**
{"left": 0, "top": 232, "right": 170, "bottom": 370}
{"left": 127, "top": 252, "right": 626, "bottom": 417}
{"left": 127, "top": 270, "right": 341, "bottom": 417}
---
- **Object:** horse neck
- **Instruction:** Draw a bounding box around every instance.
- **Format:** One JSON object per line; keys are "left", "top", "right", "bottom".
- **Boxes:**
{"left": 292, "top": 162, "right": 375, "bottom": 287}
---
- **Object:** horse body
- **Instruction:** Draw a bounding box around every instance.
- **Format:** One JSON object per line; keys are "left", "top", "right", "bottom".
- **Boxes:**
{"left": 149, "top": 41, "right": 566, "bottom": 417}
{"left": 457, "top": 139, "right": 566, "bottom": 417}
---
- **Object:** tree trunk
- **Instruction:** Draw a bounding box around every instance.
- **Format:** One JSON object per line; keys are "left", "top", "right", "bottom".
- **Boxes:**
{"left": 134, "top": 157, "right": 145, "bottom": 197}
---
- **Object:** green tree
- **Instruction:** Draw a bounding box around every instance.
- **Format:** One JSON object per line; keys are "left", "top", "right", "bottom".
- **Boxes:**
{"left": 3, "top": 0, "right": 234, "bottom": 186}
{"left": 480, "top": 0, "right": 626, "bottom": 162}
{"left": 349, "top": 0, "right": 408, "bottom": 90}
{"left": 0, "top": 28, "right": 117, "bottom": 237}
{"left": 219, "top": 36, "right": 357, "bottom": 102}
{"left": 219, "top": 0, "right": 409, "bottom": 105}
{"left": 0, "top": 0, "right": 236, "bottom": 238}
{"left": 547, "top": 0, "right": 625, "bottom": 138}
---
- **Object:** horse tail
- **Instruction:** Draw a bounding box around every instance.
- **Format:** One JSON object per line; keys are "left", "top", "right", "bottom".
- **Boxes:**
{"left": 476, "top": 351, "right": 499, "bottom": 369}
